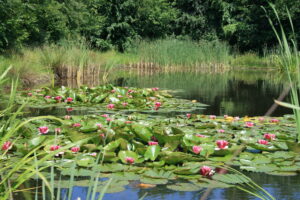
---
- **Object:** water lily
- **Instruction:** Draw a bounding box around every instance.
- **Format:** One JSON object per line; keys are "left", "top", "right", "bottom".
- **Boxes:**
{"left": 258, "top": 139, "right": 269, "bottom": 145}
{"left": 196, "top": 134, "right": 206, "bottom": 138}
{"left": 66, "top": 107, "right": 73, "bottom": 112}
{"left": 55, "top": 96, "right": 62, "bottom": 101}
{"left": 259, "top": 117, "right": 265, "bottom": 122}
{"left": 66, "top": 97, "right": 73, "bottom": 102}
{"left": 270, "top": 118, "right": 279, "bottom": 123}
{"left": 106, "top": 118, "right": 112, "bottom": 122}
{"left": 44, "top": 96, "right": 51, "bottom": 99}
{"left": 64, "top": 115, "right": 71, "bottom": 120}
{"left": 234, "top": 116, "right": 240, "bottom": 121}
{"left": 27, "top": 92, "right": 32, "bottom": 97}
{"left": 50, "top": 145, "right": 61, "bottom": 151}
{"left": 38, "top": 126, "right": 49, "bottom": 134}
{"left": 117, "top": 95, "right": 123, "bottom": 98}
{"left": 125, "top": 121, "right": 132, "bottom": 124}
{"left": 200, "top": 166, "right": 214, "bottom": 176}
{"left": 216, "top": 140, "right": 229, "bottom": 150}
{"left": 99, "top": 133, "right": 105, "bottom": 138}
{"left": 122, "top": 102, "right": 128, "bottom": 107}
{"left": 224, "top": 115, "right": 228, "bottom": 119}
{"left": 125, "top": 157, "right": 134, "bottom": 164}
{"left": 148, "top": 141, "right": 158, "bottom": 146}
{"left": 71, "top": 147, "right": 80, "bottom": 153}
{"left": 2, "top": 141, "right": 12, "bottom": 151}
{"left": 218, "top": 129, "right": 225, "bottom": 133}
{"left": 209, "top": 115, "right": 216, "bottom": 119}
{"left": 107, "top": 104, "right": 115, "bottom": 109}
{"left": 245, "top": 122, "right": 254, "bottom": 127}
{"left": 128, "top": 89, "right": 134, "bottom": 93}
{"left": 72, "top": 123, "right": 81, "bottom": 127}
{"left": 55, "top": 128, "right": 61, "bottom": 134}
{"left": 152, "top": 87, "right": 159, "bottom": 91}
{"left": 96, "top": 123, "right": 103, "bottom": 129}
{"left": 186, "top": 113, "right": 191, "bottom": 118}
{"left": 264, "top": 133, "right": 276, "bottom": 141}
{"left": 111, "top": 89, "right": 116, "bottom": 93}
{"left": 154, "top": 102, "right": 162, "bottom": 110}
{"left": 90, "top": 152, "right": 97, "bottom": 157}
{"left": 192, "top": 146, "right": 202, "bottom": 154}
{"left": 101, "top": 114, "right": 109, "bottom": 118}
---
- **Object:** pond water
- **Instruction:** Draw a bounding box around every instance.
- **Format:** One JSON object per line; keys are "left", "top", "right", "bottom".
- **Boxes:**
{"left": 19, "top": 69, "right": 300, "bottom": 200}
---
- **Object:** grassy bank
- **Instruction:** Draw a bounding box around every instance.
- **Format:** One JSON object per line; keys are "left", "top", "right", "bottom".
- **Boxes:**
{"left": 0, "top": 38, "right": 285, "bottom": 88}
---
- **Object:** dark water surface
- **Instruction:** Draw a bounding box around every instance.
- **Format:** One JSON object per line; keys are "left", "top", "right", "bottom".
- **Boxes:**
{"left": 112, "top": 69, "right": 291, "bottom": 116}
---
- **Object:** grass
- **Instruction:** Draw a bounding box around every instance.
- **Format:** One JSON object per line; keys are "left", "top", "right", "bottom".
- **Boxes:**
{"left": 130, "top": 38, "right": 231, "bottom": 67}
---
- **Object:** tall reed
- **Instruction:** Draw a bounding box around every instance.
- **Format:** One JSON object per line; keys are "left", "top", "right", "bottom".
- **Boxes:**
{"left": 263, "top": 4, "right": 300, "bottom": 142}
{"left": 133, "top": 38, "right": 230, "bottom": 67}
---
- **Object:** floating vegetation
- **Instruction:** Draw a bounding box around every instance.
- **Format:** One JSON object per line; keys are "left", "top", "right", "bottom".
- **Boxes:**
{"left": 2, "top": 105, "right": 299, "bottom": 195}
{"left": 17, "top": 85, "right": 206, "bottom": 114}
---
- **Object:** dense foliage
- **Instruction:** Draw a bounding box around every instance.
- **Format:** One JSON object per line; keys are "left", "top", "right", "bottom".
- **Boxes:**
{"left": 0, "top": 0, "right": 299, "bottom": 52}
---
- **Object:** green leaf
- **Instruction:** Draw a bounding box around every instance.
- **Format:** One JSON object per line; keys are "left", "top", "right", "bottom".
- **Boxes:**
{"left": 144, "top": 145, "right": 161, "bottom": 161}
{"left": 118, "top": 150, "right": 139, "bottom": 164}
{"left": 131, "top": 124, "right": 152, "bottom": 142}
{"left": 167, "top": 183, "right": 202, "bottom": 191}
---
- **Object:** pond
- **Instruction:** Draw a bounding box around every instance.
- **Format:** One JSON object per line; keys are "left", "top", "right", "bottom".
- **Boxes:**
{"left": 14, "top": 68, "right": 300, "bottom": 200}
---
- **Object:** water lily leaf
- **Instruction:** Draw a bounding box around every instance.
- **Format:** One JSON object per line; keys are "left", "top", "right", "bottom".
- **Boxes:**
{"left": 131, "top": 124, "right": 152, "bottom": 142}
{"left": 267, "top": 171, "right": 297, "bottom": 176}
{"left": 143, "top": 169, "right": 176, "bottom": 180}
{"left": 140, "top": 177, "right": 168, "bottom": 185}
{"left": 104, "top": 139, "right": 121, "bottom": 152}
{"left": 79, "top": 125, "right": 98, "bottom": 133}
{"left": 191, "top": 179, "right": 232, "bottom": 188}
{"left": 118, "top": 150, "right": 139, "bottom": 164}
{"left": 76, "top": 157, "right": 95, "bottom": 167}
{"left": 144, "top": 145, "right": 161, "bottom": 161}
{"left": 167, "top": 183, "right": 202, "bottom": 191}
{"left": 98, "top": 163, "right": 129, "bottom": 172}
{"left": 160, "top": 151, "right": 202, "bottom": 164}
{"left": 110, "top": 172, "right": 140, "bottom": 180}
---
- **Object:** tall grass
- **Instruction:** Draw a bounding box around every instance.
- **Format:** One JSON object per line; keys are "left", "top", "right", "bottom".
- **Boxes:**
{"left": 132, "top": 38, "right": 231, "bottom": 67}
{"left": 263, "top": 5, "right": 300, "bottom": 142}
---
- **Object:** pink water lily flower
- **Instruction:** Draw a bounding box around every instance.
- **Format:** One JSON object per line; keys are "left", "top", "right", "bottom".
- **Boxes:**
{"left": 55, "top": 96, "right": 62, "bottom": 101}
{"left": 50, "top": 145, "right": 61, "bottom": 151}
{"left": 258, "top": 139, "right": 269, "bottom": 145}
{"left": 216, "top": 140, "right": 229, "bottom": 150}
{"left": 154, "top": 102, "right": 162, "bottom": 110}
{"left": 107, "top": 104, "right": 115, "bottom": 109}
{"left": 66, "top": 107, "right": 73, "bottom": 112}
{"left": 196, "top": 134, "right": 206, "bottom": 138}
{"left": 264, "top": 133, "right": 276, "bottom": 141}
{"left": 259, "top": 117, "right": 265, "bottom": 122}
{"left": 66, "top": 97, "right": 73, "bottom": 102}
{"left": 234, "top": 116, "right": 240, "bottom": 121}
{"left": 209, "top": 115, "right": 216, "bottom": 119}
{"left": 106, "top": 118, "right": 112, "bottom": 122}
{"left": 192, "top": 146, "right": 202, "bottom": 154}
{"left": 224, "top": 115, "right": 229, "bottom": 119}
{"left": 27, "top": 93, "right": 33, "bottom": 97}
{"left": 111, "top": 89, "right": 116, "bottom": 93}
{"left": 218, "top": 129, "right": 225, "bottom": 133}
{"left": 186, "top": 113, "right": 191, "bottom": 118}
{"left": 200, "top": 166, "right": 214, "bottom": 176}
{"left": 2, "top": 141, "right": 12, "bottom": 151}
{"left": 72, "top": 123, "right": 81, "bottom": 127}
{"left": 99, "top": 133, "right": 105, "bottom": 138}
{"left": 270, "top": 118, "right": 279, "bottom": 123}
{"left": 96, "top": 123, "right": 103, "bottom": 129}
{"left": 245, "top": 122, "right": 254, "bottom": 127}
{"left": 64, "top": 115, "right": 71, "bottom": 120}
{"left": 55, "top": 128, "right": 61, "bottom": 134}
{"left": 117, "top": 95, "right": 123, "bottom": 98}
{"left": 90, "top": 152, "right": 97, "bottom": 157}
{"left": 127, "top": 89, "right": 134, "bottom": 93}
{"left": 44, "top": 96, "right": 51, "bottom": 99}
{"left": 125, "top": 121, "right": 132, "bottom": 124}
{"left": 148, "top": 141, "right": 158, "bottom": 146}
{"left": 38, "top": 126, "right": 49, "bottom": 134}
{"left": 152, "top": 87, "right": 159, "bottom": 91}
{"left": 125, "top": 157, "right": 134, "bottom": 164}
{"left": 122, "top": 102, "right": 128, "bottom": 106}
{"left": 71, "top": 147, "right": 80, "bottom": 153}
{"left": 101, "top": 114, "right": 109, "bottom": 118}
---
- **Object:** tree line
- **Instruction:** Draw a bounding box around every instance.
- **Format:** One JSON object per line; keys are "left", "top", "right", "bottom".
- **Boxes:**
{"left": 0, "top": 0, "right": 299, "bottom": 52}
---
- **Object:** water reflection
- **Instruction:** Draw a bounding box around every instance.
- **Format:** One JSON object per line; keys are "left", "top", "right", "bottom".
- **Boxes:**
{"left": 111, "top": 69, "right": 291, "bottom": 116}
